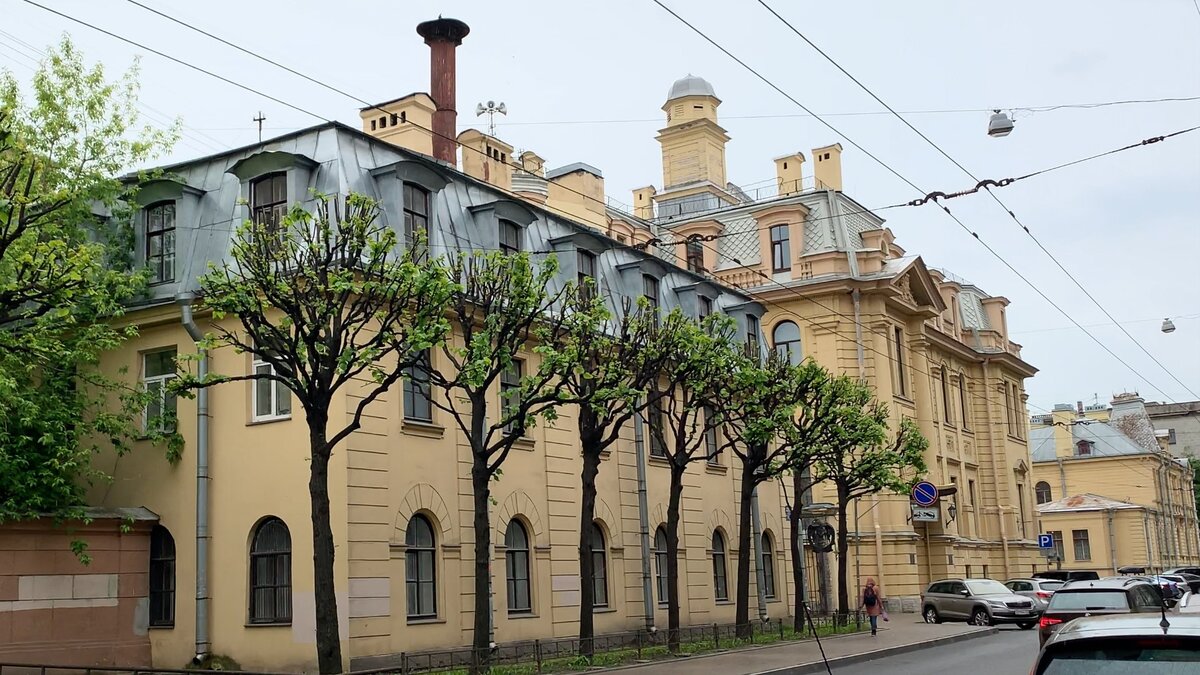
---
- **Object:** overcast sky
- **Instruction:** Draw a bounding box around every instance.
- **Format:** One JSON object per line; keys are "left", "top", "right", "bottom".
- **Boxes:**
{"left": 4, "top": 0, "right": 1198, "bottom": 412}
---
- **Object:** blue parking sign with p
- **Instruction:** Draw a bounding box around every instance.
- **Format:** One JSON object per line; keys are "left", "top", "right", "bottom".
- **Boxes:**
{"left": 1038, "top": 533, "right": 1054, "bottom": 549}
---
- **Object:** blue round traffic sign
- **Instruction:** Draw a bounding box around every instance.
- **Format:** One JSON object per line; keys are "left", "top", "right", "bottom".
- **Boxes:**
{"left": 912, "top": 481, "right": 939, "bottom": 507}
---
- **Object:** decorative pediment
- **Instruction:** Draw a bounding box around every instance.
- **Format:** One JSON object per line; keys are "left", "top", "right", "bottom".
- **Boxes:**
{"left": 227, "top": 150, "right": 317, "bottom": 181}
{"left": 889, "top": 257, "right": 946, "bottom": 313}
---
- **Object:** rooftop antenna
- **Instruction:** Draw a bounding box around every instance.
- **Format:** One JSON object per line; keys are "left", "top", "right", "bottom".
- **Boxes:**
{"left": 475, "top": 100, "right": 507, "bottom": 136}
{"left": 253, "top": 111, "right": 266, "bottom": 143}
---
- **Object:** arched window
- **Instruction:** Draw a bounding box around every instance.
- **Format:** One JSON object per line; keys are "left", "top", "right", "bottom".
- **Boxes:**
{"left": 654, "top": 526, "right": 669, "bottom": 605}
{"left": 958, "top": 373, "right": 970, "bottom": 430}
{"left": 712, "top": 531, "right": 729, "bottom": 601}
{"left": 761, "top": 532, "right": 776, "bottom": 600}
{"left": 940, "top": 366, "right": 953, "bottom": 424}
{"left": 149, "top": 525, "right": 175, "bottom": 627}
{"left": 1035, "top": 481, "right": 1052, "bottom": 505}
{"left": 405, "top": 514, "right": 437, "bottom": 619}
{"left": 1076, "top": 440, "right": 1094, "bottom": 456}
{"left": 249, "top": 517, "right": 292, "bottom": 624}
{"left": 590, "top": 522, "right": 608, "bottom": 608}
{"left": 505, "top": 520, "right": 532, "bottom": 614}
{"left": 772, "top": 321, "right": 802, "bottom": 365}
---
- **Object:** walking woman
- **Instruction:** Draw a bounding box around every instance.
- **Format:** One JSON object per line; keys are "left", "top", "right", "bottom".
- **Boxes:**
{"left": 860, "top": 578, "right": 885, "bottom": 636}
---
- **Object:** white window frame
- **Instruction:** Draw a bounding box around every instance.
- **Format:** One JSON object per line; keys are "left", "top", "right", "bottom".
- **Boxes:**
{"left": 252, "top": 353, "right": 292, "bottom": 422}
{"left": 142, "top": 349, "right": 178, "bottom": 434}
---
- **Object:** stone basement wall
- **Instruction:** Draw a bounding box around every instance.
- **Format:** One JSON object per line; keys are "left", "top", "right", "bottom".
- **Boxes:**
{"left": 0, "top": 508, "right": 157, "bottom": 667}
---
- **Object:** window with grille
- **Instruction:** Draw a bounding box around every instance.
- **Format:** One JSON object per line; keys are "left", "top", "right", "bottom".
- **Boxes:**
{"left": 499, "top": 219, "right": 521, "bottom": 256}
{"left": 252, "top": 353, "right": 292, "bottom": 421}
{"left": 654, "top": 526, "right": 669, "bottom": 605}
{"left": 143, "top": 350, "right": 177, "bottom": 433}
{"left": 770, "top": 225, "right": 790, "bottom": 272}
{"left": 761, "top": 533, "right": 776, "bottom": 599}
{"left": 772, "top": 321, "right": 802, "bottom": 365}
{"left": 403, "top": 182, "right": 430, "bottom": 262}
{"left": 686, "top": 239, "right": 704, "bottom": 272}
{"left": 403, "top": 350, "right": 432, "bottom": 422}
{"left": 505, "top": 520, "right": 532, "bottom": 613}
{"left": 145, "top": 202, "right": 176, "bottom": 284}
{"left": 590, "top": 522, "right": 608, "bottom": 608}
{"left": 1072, "top": 529, "right": 1091, "bottom": 561}
{"left": 248, "top": 517, "right": 291, "bottom": 624}
{"left": 149, "top": 525, "right": 175, "bottom": 627}
{"left": 250, "top": 173, "right": 287, "bottom": 237}
{"left": 712, "top": 531, "right": 728, "bottom": 601}
{"left": 501, "top": 359, "right": 523, "bottom": 434}
{"left": 405, "top": 514, "right": 437, "bottom": 619}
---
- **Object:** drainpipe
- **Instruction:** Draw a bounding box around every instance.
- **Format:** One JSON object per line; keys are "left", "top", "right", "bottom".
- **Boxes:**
{"left": 981, "top": 360, "right": 1011, "bottom": 580}
{"left": 849, "top": 290, "right": 885, "bottom": 592}
{"left": 177, "top": 293, "right": 210, "bottom": 662}
{"left": 1144, "top": 511, "right": 1155, "bottom": 572}
{"left": 750, "top": 485, "right": 768, "bottom": 622}
{"left": 1162, "top": 454, "right": 1178, "bottom": 566}
{"left": 633, "top": 405, "right": 655, "bottom": 632}
{"left": 1106, "top": 508, "right": 1118, "bottom": 575}
{"left": 1056, "top": 458, "right": 1067, "bottom": 500}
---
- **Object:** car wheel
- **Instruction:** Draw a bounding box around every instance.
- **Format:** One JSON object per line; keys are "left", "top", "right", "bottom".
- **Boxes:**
{"left": 1017, "top": 622, "right": 1035, "bottom": 630}
{"left": 969, "top": 608, "right": 992, "bottom": 626}
{"left": 923, "top": 605, "right": 941, "bottom": 624}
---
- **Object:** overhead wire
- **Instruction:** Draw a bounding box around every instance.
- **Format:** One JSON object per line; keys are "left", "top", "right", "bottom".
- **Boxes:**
{"left": 649, "top": 0, "right": 1184, "bottom": 403}
{"left": 754, "top": 0, "right": 1200, "bottom": 400}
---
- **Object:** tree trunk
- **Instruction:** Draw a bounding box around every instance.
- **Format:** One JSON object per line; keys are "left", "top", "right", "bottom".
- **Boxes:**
{"left": 577, "top": 426, "right": 602, "bottom": 660}
{"left": 735, "top": 464, "right": 755, "bottom": 638}
{"left": 666, "top": 465, "right": 685, "bottom": 653}
{"left": 307, "top": 415, "right": 343, "bottom": 674}
{"left": 790, "top": 470, "right": 805, "bottom": 632}
{"left": 470, "top": 460, "right": 492, "bottom": 674}
{"left": 469, "top": 393, "right": 492, "bottom": 675}
{"left": 836, "top": 484, "right": 851, "bottom": 621}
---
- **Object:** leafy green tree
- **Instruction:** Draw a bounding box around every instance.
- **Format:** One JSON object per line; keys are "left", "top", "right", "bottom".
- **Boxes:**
{"left": 714, "top": 353, "right": 826, "bottom": 637}
{"left": 0, "top": 38, "right": 177, "bottom": 522}
{"left": 642, "top": 314, "right": 741, "bottom": 652}
{"left": 539, "top": 293, "right": 690, "bottom": 659}
{"left": 422, "top": 251, "right": 585, "bottom": 673}
{"left": 176, "top": 194, "right": 453, "bottom": 674}
{"left": 813, "top": 377, "right": 929, "bottom": 618}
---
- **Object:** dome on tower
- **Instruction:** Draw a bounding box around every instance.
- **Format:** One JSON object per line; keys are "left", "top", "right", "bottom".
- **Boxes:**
{"left": 666, "top": 74, "right": 717, "bottom": 101}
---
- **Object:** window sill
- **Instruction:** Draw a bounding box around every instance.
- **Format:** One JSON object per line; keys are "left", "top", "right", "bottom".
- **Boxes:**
{"left": 942, "top": 422, "right": 956, "bottom": 430}
{"left": 507, "top": 611, "right": 538, "bottom": 620}
{"left": 246, "top": 621, "right": 292, "bottom": 628}
{"left": 715, "top": 600, "right": 733, "bottom": 606}
{"left": 648, "top": 455, "right": 671, "bottom": 468}
{"left": 766, "top": 597, "right": 781, "bottom": 604}
{"left": 705, "top": 463, "right": 728, "bottom": 475}
{"left": 148, "top": 279, "right": 176, "bottom": 287}
{"left": 593, "top": 606, "right": 617, "bottom": 614}
{"left": 148, "top": 623, "right": 175, "bottom": 630}
{"left": 1007, "top": 434, "right": 1025, "bottom": 443}
{"left": 961, "top": 428, "right": 974, "bottom": 436}
{"left": 248, "top": 415, "right": 292, "bottom": 427}
{"left": 407, "top": 617, "right": 446, "bottom": 626}
{"left": 512, "top": 437, "right": 536, "bottom": 452}
{"left": 894, "top": 395, "right": 915, "bottom": 406}
{"left": 402, "top": 419, "right": 445, "bottom": 439}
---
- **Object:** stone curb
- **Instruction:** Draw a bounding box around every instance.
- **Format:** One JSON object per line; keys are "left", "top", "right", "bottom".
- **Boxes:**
{"left": 590, "top": 625, "right": 998, "bottom": 674}
{"left": 748, "top": 626, "right": 1000, "bottom": 675}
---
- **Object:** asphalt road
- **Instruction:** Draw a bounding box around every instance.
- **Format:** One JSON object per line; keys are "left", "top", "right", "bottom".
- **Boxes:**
{"left": 831, "top": 625, "right": 1040, "bottom": 674}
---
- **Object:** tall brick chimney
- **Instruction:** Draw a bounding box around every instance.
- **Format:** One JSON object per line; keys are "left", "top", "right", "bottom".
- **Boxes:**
{"left": 416, "top": 17, "right": 470, "bottom": 164}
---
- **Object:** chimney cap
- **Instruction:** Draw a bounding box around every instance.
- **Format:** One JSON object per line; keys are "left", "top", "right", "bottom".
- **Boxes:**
{"left": 417, "top": 17, "right": 470, "bottom": 44}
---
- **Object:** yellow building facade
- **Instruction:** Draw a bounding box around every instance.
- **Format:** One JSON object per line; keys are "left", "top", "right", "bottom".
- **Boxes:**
{"left": 1030, "top": 396, "right": 1200, "bottom": 573}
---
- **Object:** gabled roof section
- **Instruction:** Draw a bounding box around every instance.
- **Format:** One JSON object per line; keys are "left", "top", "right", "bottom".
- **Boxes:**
{"left": 1037, "top": 493, "right": 1142, "bottom": 513}
{"left": 880, "top": 256, "right": 946, "bottom": 313}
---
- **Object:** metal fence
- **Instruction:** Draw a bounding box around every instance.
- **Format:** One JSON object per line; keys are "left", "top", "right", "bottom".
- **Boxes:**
{"left": 0, "top": 613, "right": 864, "bottom": 675}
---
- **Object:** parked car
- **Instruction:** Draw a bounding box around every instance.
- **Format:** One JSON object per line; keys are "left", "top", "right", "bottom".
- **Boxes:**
{"left": 1005, "top": 577, "right": 1065, "bottom": 610}
{"left": 1033, "top": 570, "right": 1100, "bottom": 582}
{"left": 1179, "top": 591, "right": 1200, "bottom": 614}
{"left": 921, "top": 578, "right": 1039, "bottom": 628}
{"left": 1162, "top": 572, "right": 1200, "bottom": 594}
{"left": 1132, "top": 575, "right": 1184, "bottom": 601}
{"left": 1165, "top": 566, "right": 1200, "bottom": 577}
{"left": 1032, "top": 613, "right": 1200, "bottom": 673}
{"left": 1038, "top": 577, "right": 1167, "bottom": 645}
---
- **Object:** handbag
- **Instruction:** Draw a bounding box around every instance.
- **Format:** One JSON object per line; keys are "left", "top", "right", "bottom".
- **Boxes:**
{"left": 881, "top": 609, "right": 890, "bottom": 622}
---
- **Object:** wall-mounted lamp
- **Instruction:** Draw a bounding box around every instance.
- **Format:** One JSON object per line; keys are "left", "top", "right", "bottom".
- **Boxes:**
{"left": 945, "top": 503, "right": 958, "bottom": 527}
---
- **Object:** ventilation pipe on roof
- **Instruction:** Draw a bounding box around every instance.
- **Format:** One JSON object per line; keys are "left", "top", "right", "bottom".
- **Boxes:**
{"left": 177, "top": 292, "right": 210, "bottom": 663}
{"left": 416, "top": 18, "right": 470, "bottom": 165}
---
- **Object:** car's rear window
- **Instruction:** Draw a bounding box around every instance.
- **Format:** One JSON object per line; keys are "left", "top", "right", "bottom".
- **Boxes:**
{"left": 1039, "top": 637, "right": 1200, "bottom": 674}
{"left": 1047, "top": 591, "right": 1130, "bottom": 611}
{"left": 1040, "top": 581, "right": 1065, "bottom": 591}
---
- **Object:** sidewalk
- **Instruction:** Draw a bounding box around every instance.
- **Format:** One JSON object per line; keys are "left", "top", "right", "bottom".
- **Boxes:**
{"left": 595, "top": 620, "right": 998, "bottom": 675}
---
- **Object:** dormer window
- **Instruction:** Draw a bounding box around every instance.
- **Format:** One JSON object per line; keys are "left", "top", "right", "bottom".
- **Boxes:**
{"left": 686, "top": 239, "right": 704, "bottom": 272}
{"left": 1075, "top": 440, "right": 1094, "bottom": 456}
{"left": 770, "top": 225, "right": 790, "bottom": 272}
{"left": 499, "top": 219, "right": 521, "bottom": 256}
{"left": 699, "top": 296, "right": 713, "bottom": 320}
{"left": 642, "top": 275, "right": 660, "bottom": 313}
{"left": 251, "top": 173, "right": 287, "bottom": 233}
{"left": 746, "top": 314, "right": 761, "bottom": 355}
{"left": 145, "top": 202, "right": 176, "bottom": 284}
{"left": 577, "top": 250, "right": 596, "bottom": 300}
{"left": 403, "top": 182, "right": 430, "bottom": 263}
